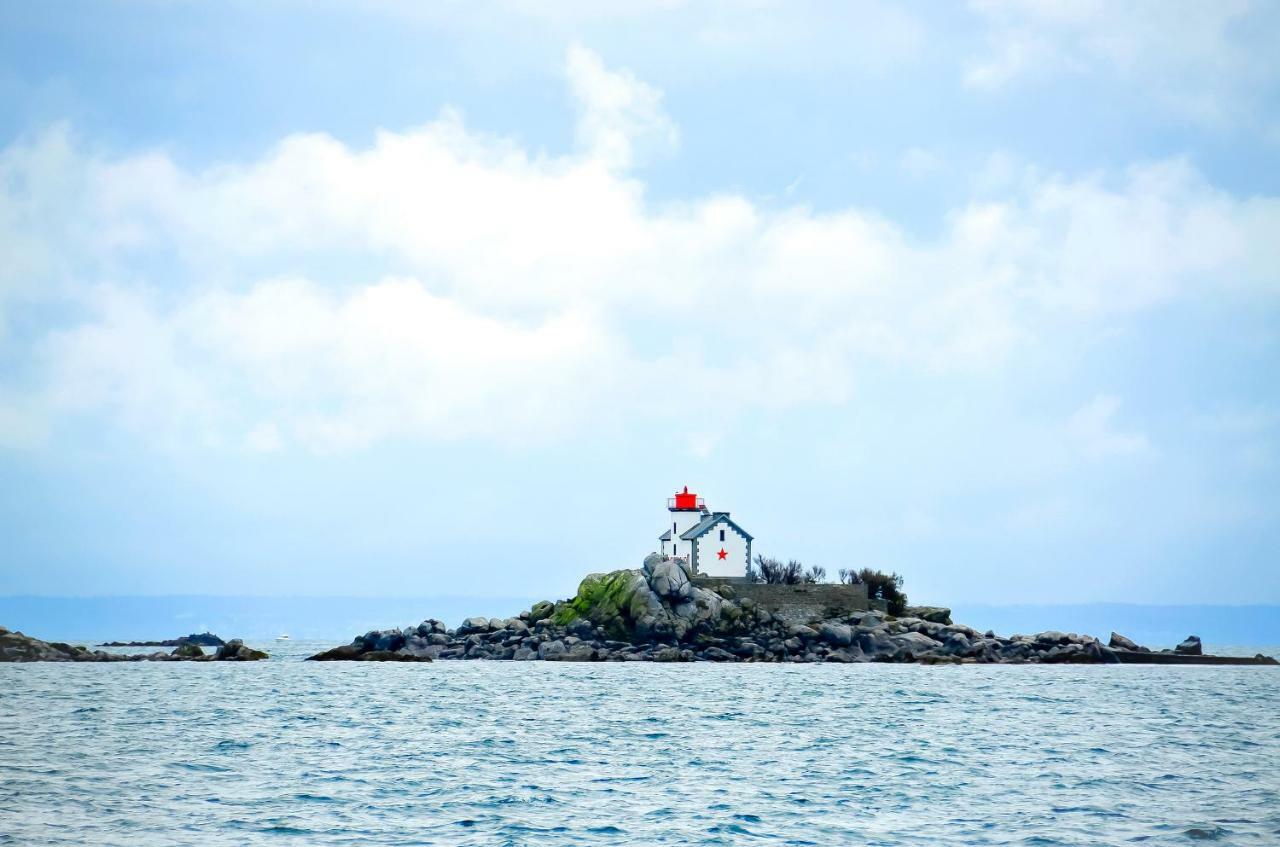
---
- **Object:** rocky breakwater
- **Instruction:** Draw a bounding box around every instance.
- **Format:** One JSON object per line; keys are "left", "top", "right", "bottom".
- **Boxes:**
{"left": 0, "top": 627, "right": 268, "bottom": 662}
{"left": 306, "top": 556, "right": 1280, "bottom": 665}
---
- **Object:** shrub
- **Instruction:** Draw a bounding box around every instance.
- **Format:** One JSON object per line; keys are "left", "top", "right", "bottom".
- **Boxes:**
{"left": 858, "top": 568, "right": 907, "bottom": 616}
{"left": 752, "top": 555, "right": 825, "bottom": 584}
{"left": 837, "top": 568, "right": 862, "bottom": 585}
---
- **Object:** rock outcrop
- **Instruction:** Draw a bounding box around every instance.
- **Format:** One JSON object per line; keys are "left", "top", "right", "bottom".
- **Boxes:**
{"left": 305, "top": 560, "right": 1280, "bottom": 666}
{"left": 100, "top": 632, "right": 226, "bottom": 647}
{"left": 904, "top": 606, "right": 952, "bottom": 625}
{"left": 1175, "top": 635, "right": 1203, "bottom": 656}
{"left": 1, "top": 627, "right": 266, "bottom": 662}
{"left": 1109, "top": 632, "right": 1144, "bottom": 651}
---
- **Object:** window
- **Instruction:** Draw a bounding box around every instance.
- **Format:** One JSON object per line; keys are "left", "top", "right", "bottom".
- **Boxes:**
{"left": 673, "top": 521, "right": 677, "bottom": 534}
{"left": 719, "top": 529, "right": 725, "bottom": 542}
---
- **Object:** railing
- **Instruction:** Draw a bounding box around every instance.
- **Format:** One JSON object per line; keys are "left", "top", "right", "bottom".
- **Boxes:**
{"left": 668, "top": 497, "right": 706, "bottom": 509}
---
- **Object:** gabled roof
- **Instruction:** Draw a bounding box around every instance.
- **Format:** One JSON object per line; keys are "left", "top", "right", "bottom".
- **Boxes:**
{"left": 658, "top": 529, "right": 672, "bottom": 541}
{"left": 680, "top": 511, "right": 754, "bottom": 542}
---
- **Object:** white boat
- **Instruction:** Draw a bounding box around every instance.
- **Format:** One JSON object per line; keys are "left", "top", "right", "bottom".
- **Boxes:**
{"left": 276, "top": 633, "right": 290, "bottom": 640}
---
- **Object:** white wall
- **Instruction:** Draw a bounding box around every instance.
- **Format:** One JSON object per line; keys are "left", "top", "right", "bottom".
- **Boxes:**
{"left": 695, "top": 522, "right": 749, "bottom": 577}
{"left": 661, "top": 507, "right": 706, "bottom": 559}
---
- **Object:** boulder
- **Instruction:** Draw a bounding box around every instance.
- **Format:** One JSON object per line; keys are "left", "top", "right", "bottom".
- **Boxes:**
{"left": 457, "top": 617, "right": 489, "bottom": 635}
{"left": 370, "top": 631, "right": 406, "bottom": 652}
{"left": 171, "top": 644, "right": 204, "bottom": 658}
{"left": 527, "top": 601, "right": 555, "bottom": 624}
{"left": 904, "top": 606, "right": 952, "bottom": 625}
{"left": 538, "top": 640, "right": 568, "bottom": 660}
{"left": 653, "top": 647, "right": 689, "bottom": 662}
{"left": 819, "top": 622, "right": 854, "bottom": 647}
{"left": 1109, "top": 632, "right": 1142, "bottom": 651}
{"left": 648, "top": 559, "right": 693, "bottom": 601}
{"left": 891, "top": 631, "right": 941, "bottom": 658}
{"left": 214, "top": 639, "right": 269, "bottom": 661}
{"left": 700, "top": 646, "right": 737, "bottom": 662}
{"left": 1175, "top": 635, "right": 1203, "bottom": 656}
{"left": 854, "top": 611, "right": 885, "bottom": 629}
{"left": 558, "top": 643, "right": 599, "bottom": 662}
{"left": 642, "top": 552, "right": 665, "bottom": 575}
{"left": 558, "top": 570, "right": 655, "bottom": 640}
{"left": 824, "top": 647, "right": 863, "bottom": 663}
{"left": 356, "top": 650, "right": 432, "bottom": 662}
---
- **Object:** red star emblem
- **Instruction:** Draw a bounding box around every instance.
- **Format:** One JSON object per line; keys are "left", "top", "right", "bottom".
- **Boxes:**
{"left": 717, "top": 548, "right": 728, "bottom": 560}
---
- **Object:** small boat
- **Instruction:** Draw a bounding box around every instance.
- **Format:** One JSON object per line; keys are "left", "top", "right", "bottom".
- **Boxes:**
{"left": 276, "top": 634, "right": 290, "bottom": 640}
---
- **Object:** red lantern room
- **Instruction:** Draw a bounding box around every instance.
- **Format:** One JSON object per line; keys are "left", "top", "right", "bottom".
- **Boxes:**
{"left": 668, "top": 486, "right": 705, "bottom": 512}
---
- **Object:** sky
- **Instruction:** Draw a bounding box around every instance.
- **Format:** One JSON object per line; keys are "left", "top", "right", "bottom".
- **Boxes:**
{"left": 0, "top": 1, "right": 1278, "bottom": 608}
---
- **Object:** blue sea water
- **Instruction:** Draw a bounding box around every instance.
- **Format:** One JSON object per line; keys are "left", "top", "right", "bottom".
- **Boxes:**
{"left": 2, "top": 640, "right": 1278, "bottom": 846}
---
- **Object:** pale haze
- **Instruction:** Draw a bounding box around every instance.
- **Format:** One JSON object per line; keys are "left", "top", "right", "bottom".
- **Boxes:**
{"left": 1, "top": 1, "right": 1278, "bottom": 609}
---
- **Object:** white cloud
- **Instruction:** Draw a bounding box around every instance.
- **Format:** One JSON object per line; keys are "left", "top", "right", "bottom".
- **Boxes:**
{"left": 964, "top": 0, "right": 1280, "bottom": 127}
{"left": 1, "top": 47, "right": 1277, "bottom": 453}
{"left": 1067, "top": 394, "right": 1150, "bottom": 459}
{"left": 565, "top": 43, "right": 678, "bottom": 169}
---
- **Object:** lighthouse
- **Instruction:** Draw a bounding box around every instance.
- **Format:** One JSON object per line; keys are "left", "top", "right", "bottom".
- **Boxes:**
{"left": 658, "top": 486, "right": 754, "bottom": 578}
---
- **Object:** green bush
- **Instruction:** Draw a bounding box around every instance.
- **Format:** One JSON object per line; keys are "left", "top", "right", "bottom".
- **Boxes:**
{"left": 857, "top": 568, "right": 907, "bottom": 615}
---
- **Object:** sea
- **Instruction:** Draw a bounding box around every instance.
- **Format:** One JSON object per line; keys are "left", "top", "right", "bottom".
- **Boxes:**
{"left": 2, "top": 639, "right": 1278, "bottom": 846}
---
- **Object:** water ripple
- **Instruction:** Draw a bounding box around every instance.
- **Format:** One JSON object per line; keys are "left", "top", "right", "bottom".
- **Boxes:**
{"left": 1, "top": 641, "right": 1278, "bottom": 846}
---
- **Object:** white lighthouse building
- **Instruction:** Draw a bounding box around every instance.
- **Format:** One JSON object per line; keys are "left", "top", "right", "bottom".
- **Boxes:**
{"left": 658, "top": 487, "right": 753, "bottom": 579}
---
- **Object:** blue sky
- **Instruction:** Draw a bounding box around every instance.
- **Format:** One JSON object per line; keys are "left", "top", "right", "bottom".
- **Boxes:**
{"left": 0, "top": 1, "right": 1278, "bottom": 607}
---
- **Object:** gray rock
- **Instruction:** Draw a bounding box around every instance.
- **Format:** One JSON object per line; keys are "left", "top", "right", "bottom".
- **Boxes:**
{"left": 307, "top": 644, "right": 362, "bottom": 661}
{"left": 891, "top": 631, "right": 940, "bottom": 657}
{"left": 642, "top": 552, "right": 665, "bottom": 575}
{"left": 824, "top": 647, "right": 863, "bottom": 663}
{"left": 648, "top": 559, "right": 693, "bottom": 601}
{"left": 214, "top": 639, "right": 269, "bottom": 661}
{"left": 458, "top": 617, "right": 489, "bottom": 635}
{"left": 538, "top": 640, "right": 567, "bottom": 660}
{"left": 1175, "top": 635, "right": 1202, "bottom": 656}
{"left": 700, "top": 646, "right": 737, "bottom": 662}
{"left": 819, "top": 622, "right": 854, "bottom": 647}
{"left": 551, "top": 643, "right": 598, "bottom": 662}
{"left": 858, "top": 611, "right": 885, "bottom": 627}
{"left": 357, "top": 650, "right": 432, "bottom": 662}
{"left": 370, "top": 631, "right": 406, "bottom": 652}
{"left": 904, "top": 606, "right": 952, "bottom": 625}
{"left": 1109, "top": 632, "right": 1141, "bottom": 651}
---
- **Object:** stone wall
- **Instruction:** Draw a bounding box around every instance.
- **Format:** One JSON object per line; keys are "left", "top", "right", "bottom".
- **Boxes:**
{"left": 694, "top": 579, "right": 870, "bottom": 625}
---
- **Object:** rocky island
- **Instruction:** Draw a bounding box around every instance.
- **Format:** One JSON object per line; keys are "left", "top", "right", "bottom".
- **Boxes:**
{"left": 0, "top": 627, "right": 267, "bottom": 662}
{"left": 99, "top": 632, "right": 226, "bottom": 648}
{"left": 309, "top": 556, "right": 1279, "bottom": 665}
